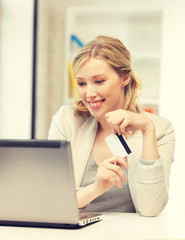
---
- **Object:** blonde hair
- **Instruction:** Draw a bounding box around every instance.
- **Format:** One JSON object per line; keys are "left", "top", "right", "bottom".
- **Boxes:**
{"left": 72, "top": 35, "right": 142, "bottom": 116}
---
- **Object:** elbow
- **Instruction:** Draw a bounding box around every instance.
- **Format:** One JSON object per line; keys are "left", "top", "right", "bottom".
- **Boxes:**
{"left": 137, "top": 195, "right": 168, "bottom": 217}
{"left": 136, "top": 181, "right": 168, "bottom": 217}
{"left": 138, "top": 208, "right": 163, "bottom": 217}
{"left": 137, "top": 199, "right": 167, "bottom": 217}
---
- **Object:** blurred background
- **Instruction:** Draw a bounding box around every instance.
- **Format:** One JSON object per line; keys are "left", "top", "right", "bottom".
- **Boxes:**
{"left": 0, "top": 0, "right": 185, "bottom": 215}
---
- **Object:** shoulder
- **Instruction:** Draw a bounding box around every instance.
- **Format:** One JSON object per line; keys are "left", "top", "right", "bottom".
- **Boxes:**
{"left": 50, "top": 105, "right": 97, "bottom": 140}
{"left": 143, "top": 111, "right": 175, "bottom": 141}
{"left": 54, "top": 104, "right": 75, "bottom": 117}
{"left": 53, "top": 105, "right": 89, "bottom": 128}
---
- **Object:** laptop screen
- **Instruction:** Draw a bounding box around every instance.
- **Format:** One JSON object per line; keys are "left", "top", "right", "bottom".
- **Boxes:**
{"left": 0, "top": 140, "right": 80, "bottom": 226}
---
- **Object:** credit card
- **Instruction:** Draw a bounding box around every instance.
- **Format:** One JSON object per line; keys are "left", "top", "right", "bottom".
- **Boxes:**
{"left": 105, "top": 133, "right": 132, "bottom": 158}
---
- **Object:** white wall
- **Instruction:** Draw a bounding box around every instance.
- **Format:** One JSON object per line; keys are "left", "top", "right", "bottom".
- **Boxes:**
{"left": 160, "top": 0, "right": 185, "bottom": 215}
{"left": 0, "top": 0, "right": 34, "bottom": 139}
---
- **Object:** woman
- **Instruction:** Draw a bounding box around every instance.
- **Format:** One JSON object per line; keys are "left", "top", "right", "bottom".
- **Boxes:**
{"left": 48, "top": 35, "right": 175, "bottom": 216}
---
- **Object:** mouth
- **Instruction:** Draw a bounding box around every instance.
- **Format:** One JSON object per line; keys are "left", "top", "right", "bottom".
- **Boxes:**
{"left": 87, "top": 99, "right": 105, "bottom": 109}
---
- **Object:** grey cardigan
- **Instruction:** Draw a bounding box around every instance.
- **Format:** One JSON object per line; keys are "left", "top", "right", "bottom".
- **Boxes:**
{"left": 48, "top": 105, "right": 175, "bottom": 216}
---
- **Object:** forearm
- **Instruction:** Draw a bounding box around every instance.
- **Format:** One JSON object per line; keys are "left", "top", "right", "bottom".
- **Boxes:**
{"left": 136, "top": 118, "right": 175, "bottom": 216}
{"left": 77, "top": 183, "right": 101, "bottom": 209}
{"left": 142, "top": 121, "right": 160, "bottom": 161}
{"left": 137, "top": 179, "right": 167, "bottom": 216}
{"left": 136, "top": 157, "right": 167, "bottom": 216}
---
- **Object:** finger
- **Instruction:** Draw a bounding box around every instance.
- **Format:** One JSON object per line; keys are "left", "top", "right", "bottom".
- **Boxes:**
{"left": 105, "top": 111, "right": 115, "bottom": 119}
{"left": 112, "top": 164, "right": 127, "bottom": 184}
{"left": 106, "top": 120, "right": 122, "bottom": 135}
{"left": 104, "top": 165, "right": 127, "bottom": 186}
{"left": 98, "top": 168, "right": 122, "bottom": 187}
{"left": 105, "top": 109, "right": 125, "bottom": 120}
{"left": 99, "top": 170, "right": 117, "bottom": 185}
{"left": 118, "top": 157, "right": 130, "bottom": 170}
{"left": 111, "top": 171, "right": 124, "bottom": 188}
{"left": 103, "top": 161, "right": 127, "bottom": 184}
{"left": 105, "top": 114, "right": 124, "bottom": 135}
{"left": 113, "top": 128, "right": 117, "bottom": 135}
{"left": 106, "top": 114, "right": 124, "bottom": 125}
{"left": 112, "top": 173, "right": 123, "bottom": 188}
{"left": 109, "top": 156, "right": 130, "bottom": 170}
{"left": 119, "top": 119, "right": 130, "bottom": 135}
{"left": 112, "top": 124, "right": 122, "bottom": 136}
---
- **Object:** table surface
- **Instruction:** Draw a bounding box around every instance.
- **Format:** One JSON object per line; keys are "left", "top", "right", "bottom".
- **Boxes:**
{"left": 0, "top": 212, "right": 185, "bottom": 240}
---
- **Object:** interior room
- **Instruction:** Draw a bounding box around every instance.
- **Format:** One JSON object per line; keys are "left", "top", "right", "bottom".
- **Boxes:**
{"left": 0, "top": 0, "right": 185, "bottom": 233}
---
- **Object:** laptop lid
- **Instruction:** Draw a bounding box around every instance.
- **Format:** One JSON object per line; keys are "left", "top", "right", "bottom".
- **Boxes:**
{"left": 0, "top": 140, "right": 84, "bottom": 228}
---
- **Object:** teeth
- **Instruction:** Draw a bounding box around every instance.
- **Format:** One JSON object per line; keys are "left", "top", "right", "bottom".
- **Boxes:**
{"left": 90, "top": 101, "right": 102, "bottom": 107}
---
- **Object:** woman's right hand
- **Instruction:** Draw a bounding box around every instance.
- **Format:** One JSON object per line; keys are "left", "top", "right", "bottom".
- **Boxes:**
{"left": 93, "top": 156, "right": 130, "bottom": 196}
{"left": 77, "top": 156, "right": 129, "bottom": 209}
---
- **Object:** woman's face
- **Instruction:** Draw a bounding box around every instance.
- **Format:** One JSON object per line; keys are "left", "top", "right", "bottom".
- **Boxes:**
{"left": 75, "top": 58, "right": 126, "bottom": 121}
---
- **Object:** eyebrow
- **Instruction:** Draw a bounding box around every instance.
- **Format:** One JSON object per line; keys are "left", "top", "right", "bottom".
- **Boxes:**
{"left": 92, "top": 74, "right": 107, "bottom": 79}
{"left": 76, "top": 74, "right": 107, "bottom": 80}
{"left": 76, "top": 77, "right": 84, "bottom": 80}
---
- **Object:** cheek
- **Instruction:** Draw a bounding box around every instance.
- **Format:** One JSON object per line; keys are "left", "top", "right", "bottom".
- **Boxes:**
{"left": 100, "top": 84, "right": 115, "bottom": 96}
{"left": 106, "top": 84, "right": 123, "bottom": 97}
{"left": 107, "top": 87, "right": 125, "bottom": 105}
{"left": 77, "top": 87, "right": 85, "bottom": 99}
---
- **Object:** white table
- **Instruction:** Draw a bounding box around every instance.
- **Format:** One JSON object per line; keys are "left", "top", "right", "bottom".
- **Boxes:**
{"left": 0, "top": 212, "right": 185, "bottom": 240}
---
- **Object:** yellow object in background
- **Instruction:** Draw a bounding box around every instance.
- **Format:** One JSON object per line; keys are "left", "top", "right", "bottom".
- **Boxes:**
{"left": 68, "top": 62, "right": 79, "bottom": 99}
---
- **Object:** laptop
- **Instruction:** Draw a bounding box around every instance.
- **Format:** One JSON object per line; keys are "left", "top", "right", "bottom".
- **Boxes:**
{"left": 0, "top": 139, "right": 103, "bottom": 228}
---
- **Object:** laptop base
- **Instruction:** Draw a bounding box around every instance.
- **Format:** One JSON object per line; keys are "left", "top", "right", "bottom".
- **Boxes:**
{"left": 0, "top": 220, "right": 84, "bottom": 229}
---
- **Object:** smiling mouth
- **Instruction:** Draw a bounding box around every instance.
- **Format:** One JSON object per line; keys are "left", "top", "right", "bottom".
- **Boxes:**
{"left": 88, "top": 100, "right": 105, "bottom": 109}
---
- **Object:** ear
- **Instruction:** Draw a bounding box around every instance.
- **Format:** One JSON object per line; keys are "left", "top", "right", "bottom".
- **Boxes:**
{"left": 122, "top": 74, "right": 130, "bottom": 87}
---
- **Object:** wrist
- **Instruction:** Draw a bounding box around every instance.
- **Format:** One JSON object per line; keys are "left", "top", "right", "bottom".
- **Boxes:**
{"left": 142, "top": 118, "right": 155, "bottom": 135}
{"left": 141, "top": 118, "right": 159, "bottom": 160}
{"left": 86, "top": 183, "right": 102, "bottom": 199}
{"left": 92, "top": 182, "right": 105, "bottom": 198}
{"left": 77, "top": 183, "right": 99, "bottom": 209}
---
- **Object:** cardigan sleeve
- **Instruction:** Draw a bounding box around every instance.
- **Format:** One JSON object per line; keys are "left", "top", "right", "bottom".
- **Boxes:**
{"left": 135, "top": 118, "right": 175, "bottom": 216}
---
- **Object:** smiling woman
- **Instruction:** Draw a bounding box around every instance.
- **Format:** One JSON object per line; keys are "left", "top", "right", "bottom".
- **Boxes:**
{"left": 73, "top": 36, "right": 141, "bottom": 117}
{"left": 75, "top": 58, "right": 127, "bottom": 122}
{"left": 48, "top": 35, "right": 175, "bottom": 216}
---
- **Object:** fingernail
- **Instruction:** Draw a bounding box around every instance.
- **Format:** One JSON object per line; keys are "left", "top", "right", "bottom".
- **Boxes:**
{"left": 123, "top": 178, "right": 127, "bottom": 183}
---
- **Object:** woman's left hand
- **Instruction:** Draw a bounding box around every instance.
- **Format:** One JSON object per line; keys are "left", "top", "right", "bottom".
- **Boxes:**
{"left": 105, "top": 109, "right": 154, "bottom": 136}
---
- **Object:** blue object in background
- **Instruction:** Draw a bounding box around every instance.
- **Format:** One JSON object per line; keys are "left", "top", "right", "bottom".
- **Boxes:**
{"left": 71, "top": 35, "right": 84, "bottom": 48}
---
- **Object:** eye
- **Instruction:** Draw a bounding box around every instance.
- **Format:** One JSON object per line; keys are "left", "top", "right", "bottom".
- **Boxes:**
{"left": 77, "top": 82, "right": 86, "bottom": 86}
{"left": 95, "top": 80, "right": 105, "bottom": 84}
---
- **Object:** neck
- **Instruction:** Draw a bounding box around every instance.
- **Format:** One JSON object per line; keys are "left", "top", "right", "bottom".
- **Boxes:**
{"left": 97, "top": 119, "right": 112, "bottom": 134}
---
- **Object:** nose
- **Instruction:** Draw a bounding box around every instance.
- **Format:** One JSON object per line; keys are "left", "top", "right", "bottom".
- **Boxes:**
{"left": 86, "top": 84, "right": 97, "bottom": 98}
